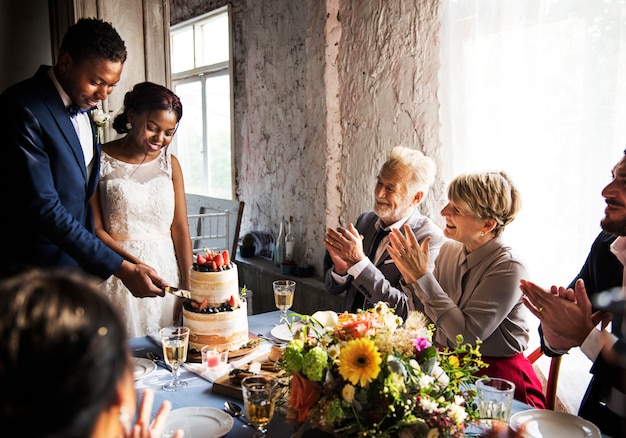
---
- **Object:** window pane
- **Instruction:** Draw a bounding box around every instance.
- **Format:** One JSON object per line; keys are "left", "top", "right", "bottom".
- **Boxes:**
{"left": 174, "top": 81, "right": 206, "bottom": 195}
{"left": 206, "top": 74, "right": 232, "bottom": 198}
{"left": 171, "top": 28, "right": 195, "bottom": 73}
{"left": 197, "top": 13, "right": 229, "bottom": 66}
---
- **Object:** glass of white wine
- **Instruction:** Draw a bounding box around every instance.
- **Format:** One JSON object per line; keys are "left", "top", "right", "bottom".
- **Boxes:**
{"left": 242, "top": 375, "right": 278, "bottom": 437}
{"left": 159, "top": 326, "right": 190, "bottom": 392}
{"left": 273, "top": 279, "right": 295, "bottom": 325}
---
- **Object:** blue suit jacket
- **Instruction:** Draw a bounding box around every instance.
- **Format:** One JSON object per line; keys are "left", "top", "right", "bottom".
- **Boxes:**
{"left": 324, "top": 209, "right": 445, "bottom": 321}
{"left": 0, "top": 66, "right": 122, "bottom": 278}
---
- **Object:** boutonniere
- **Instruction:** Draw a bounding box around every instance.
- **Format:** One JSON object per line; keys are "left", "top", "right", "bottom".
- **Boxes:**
{"left": 92, "top": 109, "right": 113, "bottom": 143}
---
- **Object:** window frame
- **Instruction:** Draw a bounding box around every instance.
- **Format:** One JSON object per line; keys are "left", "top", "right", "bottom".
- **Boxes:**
{"left": 170, "top": 6, "right": 235, "bottom": 199}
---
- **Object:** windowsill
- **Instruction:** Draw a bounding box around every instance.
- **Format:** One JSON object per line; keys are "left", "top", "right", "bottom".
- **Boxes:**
{"left": 234, "top": 253, "right": 343, "bottom": 315}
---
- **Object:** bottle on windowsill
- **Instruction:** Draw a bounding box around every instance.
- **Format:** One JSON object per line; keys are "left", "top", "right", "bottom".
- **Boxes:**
{"left": 285, "top": 215, "right": 296, "bottom": 263}
{"left": 280, "top": 216, "right": 296, "bottom": 275}
{"left": 273, "top": 219, "right": 285, "bottom": 266}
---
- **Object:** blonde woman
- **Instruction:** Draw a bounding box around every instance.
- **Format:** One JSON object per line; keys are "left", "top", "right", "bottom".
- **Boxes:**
{"left": 388, "top": 171, "right": 545, "bottom": 408}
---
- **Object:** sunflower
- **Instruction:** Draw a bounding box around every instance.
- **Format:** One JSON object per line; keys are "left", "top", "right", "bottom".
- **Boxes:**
{"left": 338, "top": 337, "right": 382, "bottom": 386}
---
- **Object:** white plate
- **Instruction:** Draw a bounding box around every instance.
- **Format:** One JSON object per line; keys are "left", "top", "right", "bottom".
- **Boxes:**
{"left": 163, "top": 407, "right": 233, "bottom": 438}
{"left": 510, "top": 409, "right": 601, "bottom": 437}
{"left": 270, "top": 323, "right": 301, "bottom": 341}
{"left": 133, "top": 357, "right": 157, "bottom": 380}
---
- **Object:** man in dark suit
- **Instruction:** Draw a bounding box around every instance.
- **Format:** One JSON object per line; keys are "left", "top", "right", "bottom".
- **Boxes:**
{"left": 520, "top": 150, "right": 626, "bottom": 437}
{"left": 323, "top": 146, "right": 445, "bottom": 321}
{"left": 0, "top": 18, "right": 166, "bottom": 297}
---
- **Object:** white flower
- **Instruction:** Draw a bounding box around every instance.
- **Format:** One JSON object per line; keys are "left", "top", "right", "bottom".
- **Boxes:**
{"left": 418, "top": 373, "right": 435, "bottom": 389}
{"left": 419, "top": 395, "right": 439, "bottom": 413}
{"left": 327, "top": 344, "right": 341, "bottom": 361}
{"left": 342, "top": 384, "right": 355, "bottom": 403}
{"left": 447, "top": 403, "right": 468, "bottom": 424}
{"left": 92, "top": 109, "right": 111, "bottom": 127}
{"left": 431, "top": 365, "right": 450, "bottom": 388}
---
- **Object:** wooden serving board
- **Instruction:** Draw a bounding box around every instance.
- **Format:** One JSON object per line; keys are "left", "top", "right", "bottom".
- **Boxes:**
{"left": 211, "top": 353, "right": 282, "bottom": 400}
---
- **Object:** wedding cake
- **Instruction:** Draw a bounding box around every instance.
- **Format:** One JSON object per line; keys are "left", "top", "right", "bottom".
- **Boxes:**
{"left": 182, "top": 250, "right": 249, "bottom": 351}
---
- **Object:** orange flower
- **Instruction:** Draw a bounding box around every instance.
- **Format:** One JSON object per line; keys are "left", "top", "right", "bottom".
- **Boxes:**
{"left": 288, "top": 372, "right": 321, "bottom": 423}
{"left": 335, "top": 312, "right": 381, "bottom": 340}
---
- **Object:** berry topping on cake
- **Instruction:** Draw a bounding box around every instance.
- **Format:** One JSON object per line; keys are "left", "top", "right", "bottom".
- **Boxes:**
{"left": 193, "top": 249, "right": 232, "bottom": 272}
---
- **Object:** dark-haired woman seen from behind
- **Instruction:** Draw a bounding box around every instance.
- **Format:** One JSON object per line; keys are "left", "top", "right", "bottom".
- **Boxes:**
{"left": 0, "top": 269, "right": 183, "bottom": 437}
{"left": 91, "top": 82, "right": 192, "bottom": 337}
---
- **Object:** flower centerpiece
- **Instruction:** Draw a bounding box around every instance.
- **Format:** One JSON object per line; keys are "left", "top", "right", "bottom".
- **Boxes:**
{"left": 280, "top": 302, "right": 486, "bottom": 438}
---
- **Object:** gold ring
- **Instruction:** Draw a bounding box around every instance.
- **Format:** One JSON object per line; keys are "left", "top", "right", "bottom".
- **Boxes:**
{"left": 538, "top": 306, "right": 543, "bottom": 312}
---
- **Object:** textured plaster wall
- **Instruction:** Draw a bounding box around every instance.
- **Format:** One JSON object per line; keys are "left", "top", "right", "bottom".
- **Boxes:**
{"left": 172, "top": 0, "right": 445, "bottom": 278}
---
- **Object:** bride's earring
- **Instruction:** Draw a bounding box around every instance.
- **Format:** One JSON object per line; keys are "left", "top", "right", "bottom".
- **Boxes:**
{"left": 126, "top": 122, "right": 132, "bottom": 130}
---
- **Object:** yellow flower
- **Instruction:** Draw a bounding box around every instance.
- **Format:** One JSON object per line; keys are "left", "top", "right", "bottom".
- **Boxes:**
{"left": 342, "top": 384, "right": 355, "bottom": 402}
{"left": 338, "top": 337, "right": 382, "bottom": 386}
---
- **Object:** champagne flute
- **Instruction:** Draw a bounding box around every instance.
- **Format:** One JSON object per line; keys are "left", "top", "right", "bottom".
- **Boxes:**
{"left": 159, "top": 326, "right": 190, "bottom": 392}
{"left": 242, "top": 375, "right": 278, "bottom": 437}
{"left": 273, "top": 279, "right": 295, "bottom": 325}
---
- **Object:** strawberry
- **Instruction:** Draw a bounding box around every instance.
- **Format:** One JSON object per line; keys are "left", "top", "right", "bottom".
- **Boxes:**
{"left": 214, "top": 253, "right": 224, "bottom": 267}
{"left": 205, "top": 252, "right": 214, "bottom": 262}
{"left": 196, "top": 253, "right": 207, "bottom": 265}
{"left": 222, "top": 250, "right": 230, "bottom": 266}
{"left": 228, "top": 294, "right": 236, "bottom": 307}
{"left": 211, "top": 261, "right": 218, "bottom": 272}
{"left": 199, "top": 299, "right": 209, "bottom": 310}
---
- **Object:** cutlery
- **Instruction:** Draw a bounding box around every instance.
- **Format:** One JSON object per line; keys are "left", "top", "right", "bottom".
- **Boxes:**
{"left": 162, "top": 286, "right": 192, "bottom": 299}
{"left": 223, "top": 401, "right": 254, "bottom": 428}
{"left": 147, "top": 352, "right": 171, "bottom": 372}
{"left": 256, "top": 333, "right": 286, "bottom": 346}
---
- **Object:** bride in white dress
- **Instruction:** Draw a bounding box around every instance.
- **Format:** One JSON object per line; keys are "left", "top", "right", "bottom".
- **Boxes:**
{"left": 91, "top": 82, "right": 192, "bottom": 337}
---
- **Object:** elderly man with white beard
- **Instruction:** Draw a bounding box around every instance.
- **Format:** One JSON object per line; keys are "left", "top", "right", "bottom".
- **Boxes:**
{"left": 323, "top": 146, "right": 445, "bottom": 321}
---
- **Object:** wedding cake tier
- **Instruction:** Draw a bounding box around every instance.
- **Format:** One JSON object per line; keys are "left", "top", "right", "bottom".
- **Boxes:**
{"left": 183, "top": 261, "right": 249, "bottom": 351}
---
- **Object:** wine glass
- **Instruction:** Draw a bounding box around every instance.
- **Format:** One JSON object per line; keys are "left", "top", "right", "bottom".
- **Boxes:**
{"left": 273, "top": 279, "right": 295, "bottom": 325}
{"left": 241, "top": 375, "right": 278, "bottom": 437}
{"left": 159, "top": 326, "right": 190, "bottom": 392}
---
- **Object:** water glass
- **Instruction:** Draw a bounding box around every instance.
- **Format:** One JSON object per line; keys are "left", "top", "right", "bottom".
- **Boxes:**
{"left": 476, "top": 377, "right": 515, "bottom": 424}
{"left": 242, "top": 375, "right": 278, "bottom": 437}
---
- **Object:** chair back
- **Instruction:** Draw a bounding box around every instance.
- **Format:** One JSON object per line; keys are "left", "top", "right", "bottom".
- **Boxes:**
{"left": 527, "top": 346, "right": 562, "bottom": 410}
{"left": 186, "top": 194, "right": 244, "bottom": 256}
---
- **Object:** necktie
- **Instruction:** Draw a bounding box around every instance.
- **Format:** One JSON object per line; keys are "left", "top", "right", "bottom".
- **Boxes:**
{"left": 68, "top": 105, "right": 89, "bottom": 118}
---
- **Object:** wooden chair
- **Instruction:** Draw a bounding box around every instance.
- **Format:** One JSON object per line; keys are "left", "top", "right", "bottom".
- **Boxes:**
{"left": 527, "top": 346, "right": 562, "bottom": 410}
{"left": 185, "top": 194, "right": 244, "bottom": 256}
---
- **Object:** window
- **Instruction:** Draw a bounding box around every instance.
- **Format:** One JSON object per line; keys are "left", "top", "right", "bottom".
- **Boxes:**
{"left": 439, "top": 0, "right": 626, "bottom": 413}
{"left": 170, "top": 7, "right": 233, "bottom": 199}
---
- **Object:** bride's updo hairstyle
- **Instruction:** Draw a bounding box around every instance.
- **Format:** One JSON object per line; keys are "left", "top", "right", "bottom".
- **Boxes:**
{"left": 0, "top": 269, "right": 130, "bottom": 438}
{"left": 112, "top": 81, "right": 183, "bottom": 134}
{"left": 447, "top": 171, "right": 521, "bottom": 237}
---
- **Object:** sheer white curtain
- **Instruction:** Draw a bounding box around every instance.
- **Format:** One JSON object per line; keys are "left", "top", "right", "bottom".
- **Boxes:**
{"left": 439, "top": 0, "right": 626, "bottom": 412}
{"left": 439, "top": 0, "right": 626, "bottom": 287}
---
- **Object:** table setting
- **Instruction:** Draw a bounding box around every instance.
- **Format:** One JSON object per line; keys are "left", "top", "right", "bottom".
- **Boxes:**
{"left": 130, "top": 306, "right": 607, "bottom": 437}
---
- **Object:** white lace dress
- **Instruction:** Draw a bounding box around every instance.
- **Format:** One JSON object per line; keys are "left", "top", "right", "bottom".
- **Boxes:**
{"left": 98, "top": 148, "right": 179, "bottom": 337}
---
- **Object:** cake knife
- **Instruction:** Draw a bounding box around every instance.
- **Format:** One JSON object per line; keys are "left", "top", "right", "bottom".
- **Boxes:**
{"left": 162, "top": 286, "right": 192, "bottom": 299}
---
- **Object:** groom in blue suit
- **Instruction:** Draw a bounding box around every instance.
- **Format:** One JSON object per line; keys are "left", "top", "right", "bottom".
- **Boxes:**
{"left": 0, "top": 18, "right": 166, "bottom": 297}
